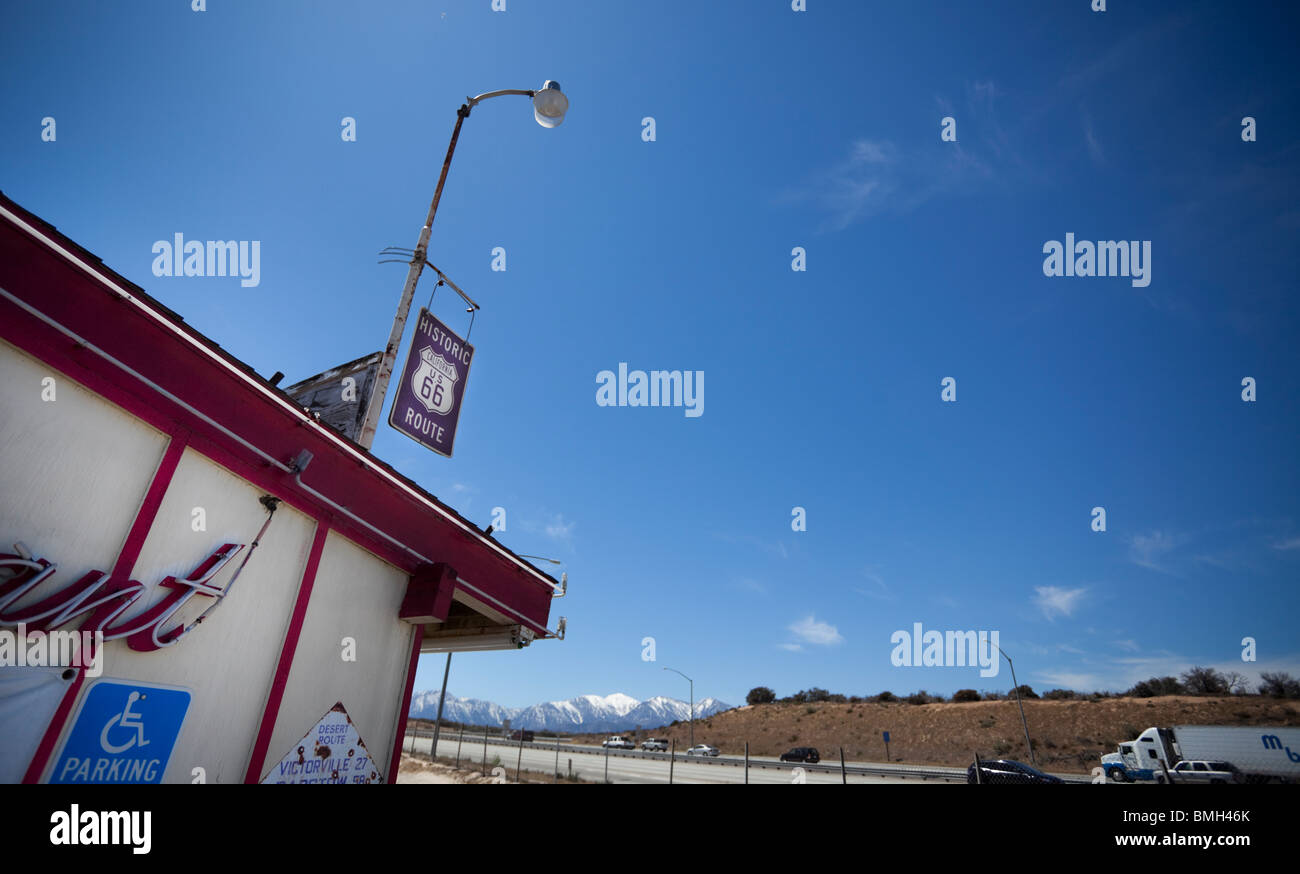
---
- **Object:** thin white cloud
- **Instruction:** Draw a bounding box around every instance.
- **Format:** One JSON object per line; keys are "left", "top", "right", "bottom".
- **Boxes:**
{"left": 1038, "top": 671, "right": 1105, "bottom": 692}
{"left": 777, "top": 643, "right": 803, "bottom": 652}
{"left": 852, "top": 567, "right": 893, "bottom": 601}
{"left": 788, "top": 615, "right": 843, "bottom": 646}
{"left": 1113, "top": 639, "right": 1140, "bottom": 652}
{"left": 1272, "top": 536, "right": 1300, "bottom": 551}
{"left": 544, "top": 513, "right": 574, "bottom": 542}
{"left": 1129, "top": 530, "right": 1179, "bottom": 572}
{"left": 1033, "top": 586, "right": 1087, "bottom": 620}
{"left": 1083, "top": 114, "right": 1104, "bottom": 165}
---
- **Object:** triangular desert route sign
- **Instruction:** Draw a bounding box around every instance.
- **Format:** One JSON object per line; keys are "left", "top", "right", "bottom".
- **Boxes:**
{"left": 262, "top": 702, "right": 384, "bottom": 784}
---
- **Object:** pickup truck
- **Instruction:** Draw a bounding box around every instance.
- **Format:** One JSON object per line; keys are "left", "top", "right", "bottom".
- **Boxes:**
{"left": 640, "top": 738, "right": 669, "bottom": 752}
{"left": 601, "top": 736, "right": 635, "bottom": 750}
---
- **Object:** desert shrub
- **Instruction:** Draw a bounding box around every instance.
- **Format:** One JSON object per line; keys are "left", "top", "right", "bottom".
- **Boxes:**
{"left": 875, "top": 691, "right": 896, "bottom": 703}
{"left": 1009, "top": 685, "right": 1039, "bottom": 700}
{"left": 952, "top": 689, "right": 981, "bottom": 703}
{"left": 746, "top": 686, "right": 776, "bottom": 705}
{"left": 1042, "top": 689, "right": 1076, "bottom": 700}
{"left": 1259, "top": 672, "right": 1300, "bottom": 699}
{"left": 905, "top": 690, "right": 940, "bottom": 705}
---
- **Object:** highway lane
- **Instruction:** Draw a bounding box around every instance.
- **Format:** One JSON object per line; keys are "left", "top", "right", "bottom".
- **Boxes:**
{"left": 404, "top": 733, "right": 952, "bottom": 784}
{"left": 403, "top": 729, "right": 1094, "bottom": 783}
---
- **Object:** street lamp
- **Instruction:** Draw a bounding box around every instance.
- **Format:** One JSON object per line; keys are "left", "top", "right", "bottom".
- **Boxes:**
{"left": 517, "top": 556, "right": 567, "bottom": 598}
{"left": 663, "top": 667, "right": 694, "bottom": 749}
{"left": 358, "top": 81, "right": 570, "bottom": 449}
{"left": 997, "top": 645, "right": 1037, "bottom": 767}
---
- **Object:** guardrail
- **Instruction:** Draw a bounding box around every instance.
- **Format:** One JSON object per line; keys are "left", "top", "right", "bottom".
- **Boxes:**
{"left": 403, "top": 729, "right": 1093, "bottom": 783}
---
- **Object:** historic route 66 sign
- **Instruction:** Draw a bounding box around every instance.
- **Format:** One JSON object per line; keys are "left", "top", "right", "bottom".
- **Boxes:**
{"left": 388, "top": 308, "right": 474, "bottom": 458}
{"left": 413, "top": 346, "right": 457, "bottom": 416}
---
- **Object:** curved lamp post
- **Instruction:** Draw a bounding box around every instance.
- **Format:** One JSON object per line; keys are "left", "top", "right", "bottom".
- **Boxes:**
{"left": 663, "top": 667, "right": 694, "bottom": 749}
{"left": 997, "top": 645, "right": 1037, "bottom": 766}
{"left": 359, "top": 81, "right": 569, "bottom": 449}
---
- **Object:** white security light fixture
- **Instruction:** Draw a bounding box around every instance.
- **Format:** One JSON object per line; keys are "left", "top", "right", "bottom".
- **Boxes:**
{"left": 532, "top": 80, "right": 569, "bottom": 128}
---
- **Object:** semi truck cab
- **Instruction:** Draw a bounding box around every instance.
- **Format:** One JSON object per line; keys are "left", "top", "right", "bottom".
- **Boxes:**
{"left": 1101, "top": 727, "right": 1179, "bottom": 782}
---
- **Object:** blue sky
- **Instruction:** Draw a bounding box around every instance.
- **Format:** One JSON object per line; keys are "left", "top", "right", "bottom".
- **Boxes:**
{"left": 3, "top": 1, "right": 1298, "bottom": 709}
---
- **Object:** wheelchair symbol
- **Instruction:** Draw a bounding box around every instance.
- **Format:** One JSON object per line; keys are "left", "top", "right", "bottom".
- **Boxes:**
{"left": 100, "top": 691, "right": 151, "bottom": 754}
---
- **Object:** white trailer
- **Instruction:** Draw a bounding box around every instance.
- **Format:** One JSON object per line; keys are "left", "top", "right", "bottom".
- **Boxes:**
{"left": 1101, "top": 725, "right": 1300, "bottom": 783}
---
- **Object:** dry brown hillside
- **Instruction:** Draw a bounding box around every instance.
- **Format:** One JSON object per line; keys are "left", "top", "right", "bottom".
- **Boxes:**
{"left": 576, "top": 696, "right": 1300, "bottom": 773}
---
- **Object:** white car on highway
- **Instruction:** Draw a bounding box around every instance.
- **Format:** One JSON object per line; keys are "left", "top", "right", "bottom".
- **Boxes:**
{"left": 685, "top": 744, "right": 720, "bottom": 757}
{"left": 602, "top": 736, "right": 635, "bottom": 750}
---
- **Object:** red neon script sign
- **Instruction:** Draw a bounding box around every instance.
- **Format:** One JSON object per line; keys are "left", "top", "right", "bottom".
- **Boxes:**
{"left": 0, "top": 543, "right": 244, "bottom": 653}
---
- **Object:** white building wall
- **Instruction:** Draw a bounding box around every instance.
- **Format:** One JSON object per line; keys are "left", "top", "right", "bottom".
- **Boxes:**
{"left": 260, "top": 531, "right": 414, "bottom": 782}
{"left": 0, "top": 340, "right": 167, "bottom": 592}
{"left": 0, "top": 341, "right": 168, "bottom": 781}
{"left": 88, "top": 447, "right": 318, "bottom": 784}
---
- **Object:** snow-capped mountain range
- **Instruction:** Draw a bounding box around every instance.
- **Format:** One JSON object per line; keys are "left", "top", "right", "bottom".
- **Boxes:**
{"left": 408, "top": 691, "right": 733, "bottom": 734}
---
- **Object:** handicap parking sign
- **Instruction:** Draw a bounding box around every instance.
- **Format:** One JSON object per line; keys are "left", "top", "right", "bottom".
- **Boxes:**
{"left": 51, "top": 680, "right": 191, "bottom": 784}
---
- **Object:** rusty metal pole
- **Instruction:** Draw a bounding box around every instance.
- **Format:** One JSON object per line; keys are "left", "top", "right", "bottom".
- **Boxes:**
{"left": 455, "top": 725, "right": 464, "bottom": 768}
{"left": 358, "top": 105, "right": 469, "bottom": 450}
{"left": 358, "top": 85, "right": 560, "bottom": 449}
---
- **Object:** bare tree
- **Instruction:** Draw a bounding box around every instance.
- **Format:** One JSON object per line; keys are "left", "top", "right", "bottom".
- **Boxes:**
{"left": 1181, "top": 666, "right": 1228, "bottom": 695}
{"left": 1259, "top": 672, "right": 1300, "bottom": 699}
{"left": 1223, "top": 671, "right": 1249, "bottom": 695}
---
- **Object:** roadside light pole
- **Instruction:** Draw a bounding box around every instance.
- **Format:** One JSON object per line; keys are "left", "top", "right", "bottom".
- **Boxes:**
{"left": 997, "top": 645, "right": 1037, "bottom": 766}
{"left": 430, "top": 652, "right": 452, "bottom": 759}
{"left": 357, "top": 81, "right": 569, "bottom": 450}
{"left": 663, "top": 667, "right": 694, "bottom": 749}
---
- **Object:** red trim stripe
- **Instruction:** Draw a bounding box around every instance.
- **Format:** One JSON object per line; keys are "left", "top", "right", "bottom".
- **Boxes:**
{"left": 21, "top": 433, "right": 189, "bottom": 784}
{"left": 388, "top": 626, "right": 423, "bottom": 784}
{"left": 243, "top": 524, "right": 329, "bottom": 783}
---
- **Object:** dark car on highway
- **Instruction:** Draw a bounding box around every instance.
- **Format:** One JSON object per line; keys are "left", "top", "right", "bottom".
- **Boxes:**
{"left": 780, "top": 747, "right": 821, "bottom": 763}
{"left": 967, "top": 759, "right": 1063, "bottom": 784}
